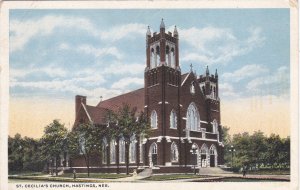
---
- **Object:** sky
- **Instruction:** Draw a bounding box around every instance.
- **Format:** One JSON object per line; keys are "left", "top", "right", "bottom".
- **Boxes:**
{"left": 9, "top": 9, "right": 290, "bottom": 139}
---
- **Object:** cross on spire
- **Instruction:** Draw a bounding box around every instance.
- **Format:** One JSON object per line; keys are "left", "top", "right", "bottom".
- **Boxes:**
{"left": 190, "top": 63, "right": 193, "bottom": 72}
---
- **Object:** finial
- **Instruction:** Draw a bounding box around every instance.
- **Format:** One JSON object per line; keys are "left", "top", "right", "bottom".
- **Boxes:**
{"left": 206, "top": 65, "right": 209, "bottom": 76}
{"left": 174, "top": 25, "right": 178, "bottom": 36}
{"left": 160, "top": 18, "right": 165, "bottom": 29}
{"left": 146, "top": 26, "right": 151, "bottom": 36}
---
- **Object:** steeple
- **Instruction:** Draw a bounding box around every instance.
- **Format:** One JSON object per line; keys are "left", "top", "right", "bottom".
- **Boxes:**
{"left": 160, "top": 18, "right": 165, "bottom": 29}
{"left": 173, "top": 25, "right": 178, "bottom": 37}
{"left": 215, "top": 69, "right": 218, "bottom": 78}
{"left": 146, "top": 26, "right": 151, "bottom": 37}
{"left": 206, "top": 66, "right": 210, "bottom": 76}
{"left": 146, "top": 20, "right": 179, "bottom": 69}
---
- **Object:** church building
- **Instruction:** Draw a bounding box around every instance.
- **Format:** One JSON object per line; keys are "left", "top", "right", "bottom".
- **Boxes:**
{"left": 71, "top": 19, "right": 224, "bottom": 173}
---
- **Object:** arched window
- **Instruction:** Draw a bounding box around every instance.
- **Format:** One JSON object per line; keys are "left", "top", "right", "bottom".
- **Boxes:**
{"left": 170, "top": 110, "right": 177, "bottom": 129}
{"left": 213, "top": 87, "right": 216, "bottom": 98}
{"left": 129, "top": 142, "right": 136, "bottom": 163}
{"left": 171, "top": 142, "right": 179, "bottom": 162}
{"left": 150, "top": 142, "right": 157, "bottom": 154}
{"left": 190, "top": 82, "right": 195, "bottom": 94}
{"left": 166, "top": 45, "right": 170, "bottom": 66}
{"left": 209, "top": 145, "right": 217, "bottom": 155}
{"left": 130, "top": 136, "right": 136, "bottom": 163}
{"left": 102, "top": 138, "right": 107, "bottom": 164}
{"left": 110, "top": 139, "right": 116, "bottom": 163}
{"left": 186, "top": 103, "right": 200, "bottom": 131}
{"left": 139, "top": 136, "right": 144, "bottom": 163}
{"left": 119, "top": 137, "right": 125, "bottom": 163}
{"left": 212, "top": 120, "right": 218, "bottom": 134}
{"left": 151, "top": 110, "right": 158, "bottom": 129}
{"left": 171, "top": 48, "right": 175, "bottom": 68}
{"left": 156, "top": 46, "right": 160, "bottom": 66}
{"left": 200, "top": 144, "right": 208, "bottom": 154}
{"left": 150, "top": 48, "right": 155, "bottom": 69}
{"left": 79, "top": 134, "right": 85, "bottom": 155}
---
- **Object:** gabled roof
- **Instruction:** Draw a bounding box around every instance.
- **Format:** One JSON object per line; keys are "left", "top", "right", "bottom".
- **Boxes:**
{"left": 85, "top": 105, "right": 109, "bottom": 124}
{"left": 181, "top": 72, "right": 190, "bottom": 86}
{"left": 77, "top": 73, "right": 198, "bottom": 125}
{"left": 96, "top": 88, "right": 145, "bottom": 114}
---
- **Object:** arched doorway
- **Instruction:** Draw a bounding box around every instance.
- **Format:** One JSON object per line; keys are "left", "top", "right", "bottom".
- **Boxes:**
{"left": 209, "top": 145, "right": 218, "bottom": 167}
{"left": 149, "top": 142, "right": 158, "bottom": 167}
{"left": 200, "top": 144, "right": 208, "bottom": 167}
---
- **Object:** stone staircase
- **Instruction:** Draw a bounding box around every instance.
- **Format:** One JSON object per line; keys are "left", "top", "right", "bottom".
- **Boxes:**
{"left": 138, "top": 168, "right": 153, "bottom": 177}
{"left": 198, "top": 167, "right": 233, "bottom": 175}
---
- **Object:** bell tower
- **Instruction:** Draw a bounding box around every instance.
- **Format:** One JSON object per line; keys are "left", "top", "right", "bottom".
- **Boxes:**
{"left": 146, "top": 19, "right": 179, "bottom": 70}
{"left": 198, "top": 66, "right": 220, "bottom": 133}
{"left": 144, "top": 19, "right": 182, "bottom": 166}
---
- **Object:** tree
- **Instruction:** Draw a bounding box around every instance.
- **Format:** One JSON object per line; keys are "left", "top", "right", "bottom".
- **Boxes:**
{"left": 8, "top": 134, "right": 46, "bottom": 173}
{"left": 22, "top": 137, "right": 46, "bottom": 172}
{"left": 281, "top": 136, "right": 290, "bottom": 168}
{"left": 41, "top": 120, "right": 68, "bottom": 176}
{"left": 265, "top": 134, "right": 282, "bottom": 168}
{"left": 68, "top": 122, "right": 108, "bottom": 177}
{"left": 8, "top": 134, "right": 24, "bottom": 172}
{"left": 221, "top": 126, "right": 233, "bottom": 166}
{"left": 231, "top": 132, "right": 251, "bottom": 168}
{"left": 221, "top": 126, "right": 231, "bottom": 145}
{"left": 107, "top": 103, "right": 150, "bottom": 175}
{"left": 249, "top": 131, "right": 267, "bottom": 169}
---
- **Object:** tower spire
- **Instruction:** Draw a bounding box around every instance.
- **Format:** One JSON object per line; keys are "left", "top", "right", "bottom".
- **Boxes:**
{"left": 160, "top": 18, "right": 165, "bottom": 29}
{"left": 215, "top": 69, "right": 218, "bottom": 78}
{"left": 146, "top": 26, "right": 151, "bottom": 36}
{"left": 206, "top": 66, "right": 210, "bottom": 76}
{"left": 174, "top": 25, "right": 178, "bottom": 37}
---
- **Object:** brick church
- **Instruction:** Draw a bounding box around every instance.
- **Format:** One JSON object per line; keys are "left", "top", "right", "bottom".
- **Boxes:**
{"left": 71, "top": 19, "right": 224, "bottom": 173}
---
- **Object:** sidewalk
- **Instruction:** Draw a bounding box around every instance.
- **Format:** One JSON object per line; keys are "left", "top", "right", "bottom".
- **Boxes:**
{"left": 9, "top": 173, "right": 290, "bottom": 183}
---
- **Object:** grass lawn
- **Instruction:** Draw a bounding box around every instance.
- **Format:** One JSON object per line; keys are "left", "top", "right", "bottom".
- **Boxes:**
{"left": 9, "top": 172, "right": 132, "bottom": 183}
{"left": 9, "top": 171, "right": 45, "bottom": 176}
{"left": 220, "top": 177, "right": 289, "bottom": 182}
{"left": 243, "top": 169, "right": 290, "bottom": 175}
{"left": 144, "top": 174, "right": 209, "bottom": 181}
{"left": 59, "top": 173, "right": 131, "bottom": 179}
{"left": 194, "top": 177, "right": 289, "bottom": 182}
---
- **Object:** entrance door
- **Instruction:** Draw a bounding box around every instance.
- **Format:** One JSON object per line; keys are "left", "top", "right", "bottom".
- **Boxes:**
{"left": 152, "top": 154, "right": 158, "bottom": 166}
{"left": 149, "top": 143, "right": 158, "bottom": 167}
{"left": 201, "top": 155, "right": 207, "bottom": 167}
{"left": 210, "top": 155, "right": 215, "bottom": 167}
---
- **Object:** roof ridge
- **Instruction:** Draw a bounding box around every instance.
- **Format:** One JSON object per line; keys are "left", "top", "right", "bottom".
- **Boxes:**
{"left": 97, "top": 87, "right": 144, "bottom": 107}
{"left": 181, "top": 72, "right": 191, "bottom": 86}
{"left": 86, "top": 104, "right": 108, "bottom": 110}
